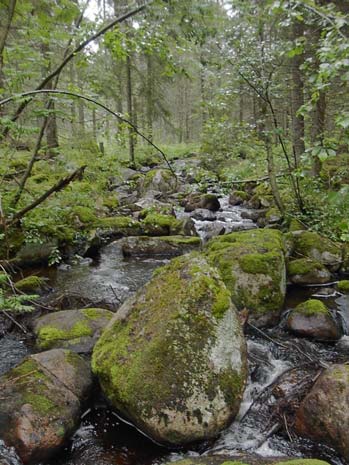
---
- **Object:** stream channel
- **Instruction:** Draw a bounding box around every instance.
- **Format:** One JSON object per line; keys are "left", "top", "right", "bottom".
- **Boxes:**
{"left": 1, "top": 199, "right": 349, "bottom": 465}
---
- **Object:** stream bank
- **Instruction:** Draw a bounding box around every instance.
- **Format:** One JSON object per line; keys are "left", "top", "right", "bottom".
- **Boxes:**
{"left": 1, "top": 167, "right": 349, "bottom": 465}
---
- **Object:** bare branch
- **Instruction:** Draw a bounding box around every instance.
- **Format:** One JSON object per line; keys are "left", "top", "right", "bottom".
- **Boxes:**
{"left": 0, "top": 89, "right": 176, "bottom": 176}
{"left": 1, "top": 1, "right": 153, "bottom": 136}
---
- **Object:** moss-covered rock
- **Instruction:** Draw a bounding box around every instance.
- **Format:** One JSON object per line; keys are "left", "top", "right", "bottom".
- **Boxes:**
{"left": 0, "top": 349, "right": 92, "bottom": 463}
{"left": 33, "top": 308, "right": 113, "bottom": 353}
{"left": 95, "top": 216, "right": 143, "bottom": 239}
{"left": 183, "top": 193, "right": 221, "bottom": 212}
{"left": 338, "top": 280, "right": 349, "bottom": 293}
{"left": 206, "top": 229, "right": 286, "bottom": 328}
{"left": 15, "top": 240, "right": 58, "bottom": 266}
{"left": 287, "top": 258, "right": 331, "bottom": 285}
{"left": 287, "top": 299, "right": 339, "bottom": 341}
{"left": 266, "top": 207, "right": 282, "bottom": 224}
{"left": 121, "top": 236, "right": 201, "bottom": 258}
{"left": 140, "top": 152, "right": 163, "bottom": 168}
{"left": 321, "top": 153, "right": 349, "bottom": 187}
{"left": 141, "top": 212, "right": 185, "bottom": 236}
{"left": 15, "top": 275, "right": 46, "bottom": 293}
{"left": 296, "top": 363, "right": 349, "bottom": 460}
{"left": 71, "top": 206, "right": 97, "bottom": 225}
{"left": 229, "top": 190, "right": 249, "bottom": 206}
{"left": 92, "top": 254, "right": 247, "bottom": 445}
{"left": 140, "top": 169, "right": 177, "bottom": 196}
{"left": 290, "top": 230, "right": 342, "bottom": 271}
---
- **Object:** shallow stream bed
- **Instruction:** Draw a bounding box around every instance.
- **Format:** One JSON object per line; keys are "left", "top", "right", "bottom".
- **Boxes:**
{"left": 1, "top": 213, "right": 349, "bottom": 465}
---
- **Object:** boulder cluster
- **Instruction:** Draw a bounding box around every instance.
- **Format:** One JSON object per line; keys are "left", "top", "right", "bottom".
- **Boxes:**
{"left": 2, "top": 169, "right": 349, "bottom": 463}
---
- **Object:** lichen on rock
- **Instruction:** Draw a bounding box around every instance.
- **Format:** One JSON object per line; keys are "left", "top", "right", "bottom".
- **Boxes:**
{"left": 206, "top": 229, "right": 286, "bottom": 327}
{"left": 0, "top": 349, "right": 92, "bottom": 464}
{"left": 92, "top": 253, "right": 247, "bottom": 445}
{"left": 34, "top": 308, "right": 113, "bottom": 352}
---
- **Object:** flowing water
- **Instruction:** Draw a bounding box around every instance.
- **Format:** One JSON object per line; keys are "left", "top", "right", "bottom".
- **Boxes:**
{"left": 1, "top": 201, "right": 348, "bottom": 465}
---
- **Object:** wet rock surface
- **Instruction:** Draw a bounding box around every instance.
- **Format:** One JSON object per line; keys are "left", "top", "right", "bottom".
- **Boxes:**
{"left": 287, "top": 259, "right": 331, "bottom": 285}
{"left": 92, "top": 254, "right": 247, "bottom": 445}
{"left": 120, "top": 235, "right": 201, "bottom": 258}
{"left": 296, "top": 364, "right": 349, "bottom": 460}
{"left": 287, "top": 299, "right": 340, "bottom": 341}
{"left": 0, "top": 349, "right": 92, "bottom": 464}
{"left": 33, "top": 308, "right": 113, "bottom": 352}
{"left": 288, "top": 231, "right": 342, "bottom": 271}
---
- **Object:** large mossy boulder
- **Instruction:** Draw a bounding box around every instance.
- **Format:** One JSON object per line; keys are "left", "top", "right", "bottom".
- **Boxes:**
{"left": 287, "top": 258, "right": 331, "bottom": 285}
{"left": 33, "top": 308, "right": 113, "bottom": 353}
{"left": 0, "top": 349, "right": 92, "bottom": 464}
{"left": 121, "top": 236, "right": 201, "bottom": 258}
{"left": 295, "top": 364, "right": 349, "bottom": 460}
{"left": 92, "top": 254, "right": 247, "bottom": 445}
{"left": 287, "top": 299, "right": 339, "bottom": 341}
{"left": 287, "top": 231, "right": 342, "bottom": 271}
{"left": 206, "top": 229, "right": 286, "bottom": 328}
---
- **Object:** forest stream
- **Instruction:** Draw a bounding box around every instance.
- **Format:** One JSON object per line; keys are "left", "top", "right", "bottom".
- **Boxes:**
{"left": 1, "top": 199, "right": 349, "bottom": 465}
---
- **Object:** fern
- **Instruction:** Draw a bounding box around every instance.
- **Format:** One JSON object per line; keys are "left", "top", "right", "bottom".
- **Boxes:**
{"left": 0, "top": 289, "right": 38, "bottom": 314}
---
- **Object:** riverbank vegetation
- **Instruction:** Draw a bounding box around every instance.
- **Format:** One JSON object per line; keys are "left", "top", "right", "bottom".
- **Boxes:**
{"left": 1, "top": 0, "right": 349, "bottom": 263}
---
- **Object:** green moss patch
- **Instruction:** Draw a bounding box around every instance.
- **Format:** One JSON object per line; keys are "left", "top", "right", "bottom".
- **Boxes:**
{"left": 288, "top": 258, "right": 324, "bottom": 276}
{"left": 82, "top": 308, "right": 113, "bottom": 320}
{"left": 22, "top": 393, "right": 55, "bottom": 415}
{"left": 92, "top": 253, "right": 246, "bottom": 443}
{"left": 338, "top": 280, "right": 349, "bottom": 293}
{"left": 294, "top": 299, "right": 329, "bottom": 317}
{"left": 206, "top": 229, "right": 286, "bottom": 326}
{"left": 71, "top": 206, "right": 97, "bottom": 224}
{"left": 15, "top": 275, "right": 45, "bottom": 292}
{"left": 37, "top": 319, "right": 93, "bottom": 350}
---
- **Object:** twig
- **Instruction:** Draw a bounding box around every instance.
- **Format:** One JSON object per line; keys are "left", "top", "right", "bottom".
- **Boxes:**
{"left": 7, "top": 165, "right": 86, "bottom": 226}
{"left": 247, "top": 322, "right": 288, "bottom": 349}
{"left": 283, "top": 413, "right": 293, "bottom": 442}
{"left": 1, "top": 310, "right": 27, "bottom": 333}
{"left": 109, "top": 285, "right": 122, "bottom": 304}
{"left": 0, "top": 370, "right": 36, "bottom": 388}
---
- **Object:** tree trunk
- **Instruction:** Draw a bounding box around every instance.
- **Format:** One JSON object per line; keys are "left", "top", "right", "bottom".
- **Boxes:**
{"left": 291, "top": 20, "right": 305, "bottom": 166}
{"left": 0, "top": 0, "right": 17, "bottom": 117}
{"left": 146, "top": 54, "right": 153, "bottom": 142}
{"left": 77, "top": 67, "right": 85, "bottom": 135}
{"left": 126, "top": 53, "right": 135, "bottom": 167}
{"left": 45, "top": 78, "right": 59, "bottom": 154}
{"left": 239, "top": 81, "right": 244, "bottom": 125}
{"left": 92, "top": 108, "right": 97, "bottom": 140}
{"left": 309, "top": 11, "right": 326, "bottom": 177}
{"left": 69, "top": 61, "right": 77, "bottom": 138}
{"left": 41, "top": 42, "right": 59, "bottom": 154}
{"left": 261, "top": 102, "right": 285, "bottom": 214}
